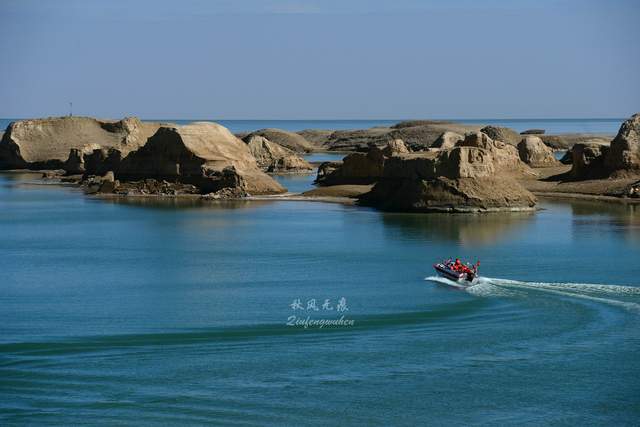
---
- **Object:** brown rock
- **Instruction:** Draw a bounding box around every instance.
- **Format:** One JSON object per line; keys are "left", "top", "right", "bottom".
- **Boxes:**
{"left": 243, "top": 128, "right": 314, "bottom": 153}
{"left": 480, "top": 126, "right": 521, "bottom": 145}
{"left": 244, "top": 135, "right": 313, "bottom": 172}
{"left": 361, "top": 176, "right": 536, "bottom": 212}
{"left": 456, "top": 131, "right": 528, "bottom": 174}
{"left": 317, "top": 140, "right": 409, "bottom": 185}
{"left": 605, "top": 113, "right": 640, "bottom": 172}
{"left": 0, "top": 116, "right": 165, "bottom": 170}
{"left": 381, "top": 139, "right": 410, "bottom": 156}
{"left": 571, "top": 143, "right": 608, "bottom": 178}
{"left": 297, "top": 129, "right": 334, "bottom": 147}
{"left": 118, "top": 122, "right": 285, "bottom": 195}
{"left": 432, "top": 131, "right": 464, "bottom": 149}
{"left": 517, "top": 136, "right": 558, "bottom": 167}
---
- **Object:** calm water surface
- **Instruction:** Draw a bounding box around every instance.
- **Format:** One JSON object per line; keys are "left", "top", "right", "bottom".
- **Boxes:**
{"left": 1, "top": 173, "right": 639, "bottom": 425}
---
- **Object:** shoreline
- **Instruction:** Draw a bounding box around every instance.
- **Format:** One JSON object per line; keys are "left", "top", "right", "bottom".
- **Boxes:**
{"left": 3, "top": 169, "right": 639, "bottom": 208}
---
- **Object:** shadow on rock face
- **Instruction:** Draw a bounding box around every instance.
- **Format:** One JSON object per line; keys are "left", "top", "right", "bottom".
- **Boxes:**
{"left": 379, "top": 210, "right": 535, "bottom": 246}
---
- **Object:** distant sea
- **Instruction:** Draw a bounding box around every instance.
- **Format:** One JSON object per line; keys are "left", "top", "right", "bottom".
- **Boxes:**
{"left": 0, "top": 118, "right": 625, "bottom": 135}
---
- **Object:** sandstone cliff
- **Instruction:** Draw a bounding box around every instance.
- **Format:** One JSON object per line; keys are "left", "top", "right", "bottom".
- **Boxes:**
{"left": 117, "top": 122, "right": 285, "bottom": 195}
{"left": 317, "top": 131, "right": 535, "bottom": 212}
{"left": 0, "top": 116, "right": 164, "bottom": 169}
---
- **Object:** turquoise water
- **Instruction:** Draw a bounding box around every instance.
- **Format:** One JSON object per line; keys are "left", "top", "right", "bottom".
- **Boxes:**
{"left": 0, "top": 118, "right": 625, "bottom": 135}
{"left": 1, "top": 172, "right": 639, "bottom": 425}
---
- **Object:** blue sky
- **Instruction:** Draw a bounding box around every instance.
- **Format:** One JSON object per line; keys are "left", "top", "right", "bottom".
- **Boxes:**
{"left": 0, "top": 0, "right": 638, "bottom": 119}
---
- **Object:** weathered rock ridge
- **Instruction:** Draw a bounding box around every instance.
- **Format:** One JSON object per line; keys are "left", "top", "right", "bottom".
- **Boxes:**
{"left": 242, "top": 128, "right": 315, "bottom": 153}
{"left": 0, "top": 116, "right": 164, "bottom": 169}
{"left": 568, "top": 114, "right": 640, "bottom": 178}
{"left": 0, "top": 117, "right": 286, "bottom": 196}
{"left": 605, "top": 113, "right": 640, "bottom": 172}
{"left": 243, "top": 135, "right": 313, "bottom": 173}
{"left": 117, "top": 122, "right": 285, "bottom": 195}
{"left": 317, "top": 132, "right": 536, "bottom": 212}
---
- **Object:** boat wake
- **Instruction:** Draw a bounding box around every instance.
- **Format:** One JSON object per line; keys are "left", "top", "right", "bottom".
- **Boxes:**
{"left": 425, "top": 276, "right": 640, "bottom": 313}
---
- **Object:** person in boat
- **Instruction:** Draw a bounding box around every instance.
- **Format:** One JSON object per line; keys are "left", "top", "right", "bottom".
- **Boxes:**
{"left": 453, "top": 259, "right": 462, "bottom": 271}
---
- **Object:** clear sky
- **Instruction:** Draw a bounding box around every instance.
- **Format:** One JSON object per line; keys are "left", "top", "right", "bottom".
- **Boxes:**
{"left": 0, "top": 0, "right": 638, "bottom": 119}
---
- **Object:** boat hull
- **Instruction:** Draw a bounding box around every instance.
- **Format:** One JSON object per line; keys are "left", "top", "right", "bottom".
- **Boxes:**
{"left": 433, "top": 263, "right": 477, "bottom": 285}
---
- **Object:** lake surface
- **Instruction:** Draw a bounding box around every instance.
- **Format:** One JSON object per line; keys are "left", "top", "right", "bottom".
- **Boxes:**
{"left": 0, "top": 118, "right": 624, "bottom": 135}
{"left": 1, "top": 172, "right": 639, "bottom": 425}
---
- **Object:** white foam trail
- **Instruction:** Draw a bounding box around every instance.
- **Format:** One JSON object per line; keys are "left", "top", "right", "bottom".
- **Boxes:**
{"left": 425, "top": 275, "right": 640, "bottom": 313}
{"left": 480, "top": 277, "right": 640, "bottom": 296}
{"left": 424, "top": 276, "right": 518, "bottom": 297}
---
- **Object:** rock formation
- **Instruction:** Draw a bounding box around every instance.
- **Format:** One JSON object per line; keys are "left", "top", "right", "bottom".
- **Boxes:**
{"left": 570, "top": 143, "right": 609, "bottom": 178}
{"left": 361, "top": 176, "right": 536, "bottom": 212}
{"left": 480, "top": 125, "right": 521, "bottom": 145}
{"left": 242, "top": 128, "right": 315, "bottom": 153}
{"left": 117, "top": 122, "right": 285, "bottom": 195}
{"left": 297, "top": 129, "right": 334, "bottom": 146}
{"left": 517, "top": 136, "right": 557, "bottom": 167}
{"left": 317, "top": 128, "right": 392, "bottom": 152}
{"left": 432, "top": 131, "right": 464, "bottom": 149}
{"left": 604, "top": 113, "right": 640, "bottom": 172}
{"left": 243, "top": 135, "right": 312, "bottom": 172}
{"left": 389, "top": 121, "right": 480, "bottom": 150}
{"left": 456, "top": 131, "right": 528, "bottom": 174}
{"left": 0, "top": 116, "right": 164, "bottom": 170}
{"left": 316, "top": 140, "right": 410, "bottom": 185}
{"left": 382, "top": 139, "right": 410, "bottom": 156}
{"left": 566, "top": 114, "right": 640, "bottom": 178}
{"left": 359, "top": 138, "right": 535, "bottom": 212}
{"left": 317, "top": 130, "right": 535, "bottom": 212}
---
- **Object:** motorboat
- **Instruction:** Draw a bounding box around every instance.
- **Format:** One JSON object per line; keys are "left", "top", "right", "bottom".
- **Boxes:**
{"left": 433, "top": 259, "right": 479, "bottom": 285}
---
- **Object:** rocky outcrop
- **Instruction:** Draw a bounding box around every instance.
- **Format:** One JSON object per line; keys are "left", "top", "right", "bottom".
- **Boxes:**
{"left": 297, "top": 129, "right": 334, "bottom": 147}
{"left": 389, "top": 122, "right": 480, "bottom": 151}
{"left": 480, "top": 126, "right": 521, "bottom": 145}
{"left": 361, "top": 176, "right": 536, "bottom": 212}
{"left": 517, "top": 136, "right": 557, "bottom": 167}
{"left": 604, "top": 113, "right": 640, "bottom": 172}
{"left": 0, "top": 116, "right": 164, "bottom": 170}
{"left": 317, "top": 140, "right": 410, "bottom": 185}
{"left": 308, "top": 121, "right": 480, "bottom": 152}
{"left": 321, "top": 131, "right": 530, "bottom": 187}
{"left": 317, "top": 146, "right": 386, "bottom": 185}
{"left": 432, "top": 131, "right": 464, "bottom": 149}
{"left": 319, "top": 128, "right": 391, "bottom": 152}
{"left": 358, "top": 142, "right": 535, "bottom": 212}
{"left": 382, "top": 139, "right": 410, "bottom": 156}
{"left": 540, "top": 134, "right": 611, "bottom": 150}
{"left": 570, "top": 143, "right": 609, "bottom": 178}
{"left": 317, "top": 130, "right": 535, "bottom": 212}
{"left": 563, "top": 114, "right": 640, "bottom": 178}
{"left": 117, "top": 122, "right": 285, "bottom": 195}
{"left": 243, "top": 128, "right": 314, "bottom": 153}
{"left": 243, "top": 135, "right": 312, "bottom": 173}
{"left": 457, "top": 131, "right": 528, "bottom": 174}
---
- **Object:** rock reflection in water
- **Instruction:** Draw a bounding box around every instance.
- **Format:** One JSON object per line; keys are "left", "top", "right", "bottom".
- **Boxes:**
{"left": 96, "top": 195, "right": 271, "bottom": 211}
{"left": 565, "top": 200, "right": 640, "bottom": 243}
{"left": 381, "top": 211, "right": 535, "bottom": 245}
